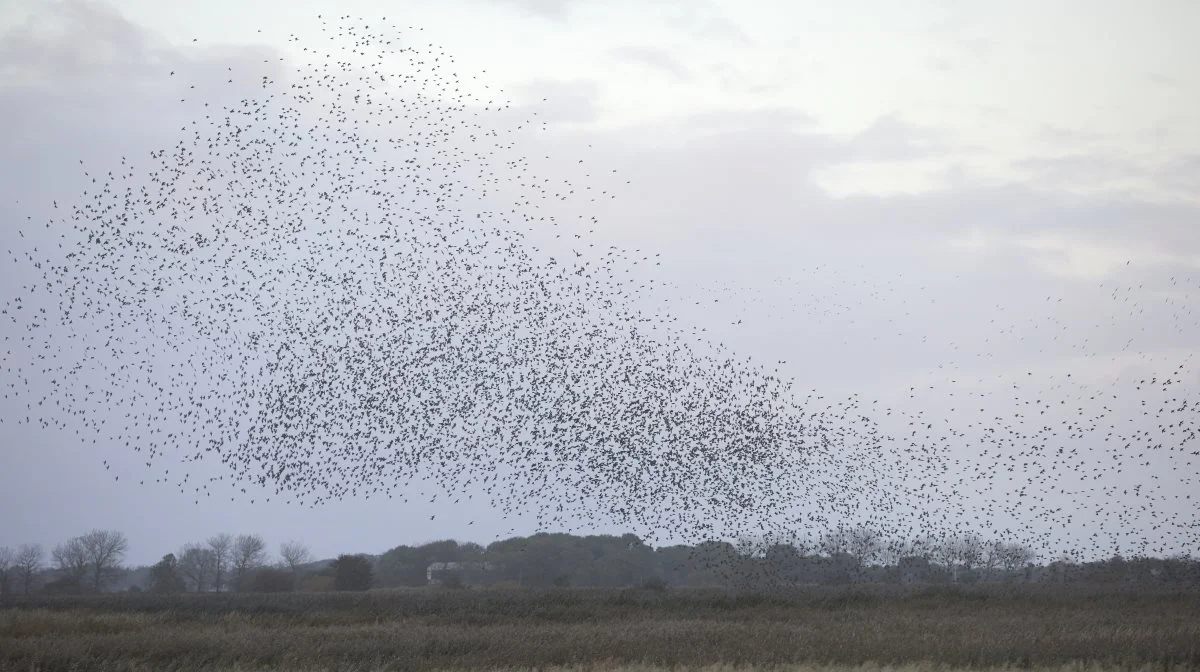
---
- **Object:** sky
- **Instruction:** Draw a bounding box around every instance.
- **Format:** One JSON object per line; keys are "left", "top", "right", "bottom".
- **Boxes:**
{"left": 1, "top": 0, "right": 1198, "bottom": 567}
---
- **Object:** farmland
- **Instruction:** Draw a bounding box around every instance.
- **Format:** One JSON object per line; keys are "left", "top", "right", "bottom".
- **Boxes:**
{"left": 2, "top": 585, "right": 1198, "bottom": 671}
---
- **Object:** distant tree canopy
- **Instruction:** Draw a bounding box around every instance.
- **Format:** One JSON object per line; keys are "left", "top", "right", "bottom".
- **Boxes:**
{"left": 369, "top": 532, "right": 1200, "bottom": 592}
{"left": 331, "top": 554, "right": 374, "bottom": 591}
{"left": 50, "top": 530, "right": 128, "bottom": 593}
{"left": 149, "top": 554, "right": 186, "bottom": 594}
{"left": 0, "top": 546, "right": 12, "bottom": 596}
{"left": 10, "top": 528, "right": 1200, "bottom": 595}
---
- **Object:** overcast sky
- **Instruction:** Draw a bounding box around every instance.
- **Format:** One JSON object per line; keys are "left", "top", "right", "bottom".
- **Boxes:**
{"left": 2, "top": 0, "right": 1198, "bottom": 566}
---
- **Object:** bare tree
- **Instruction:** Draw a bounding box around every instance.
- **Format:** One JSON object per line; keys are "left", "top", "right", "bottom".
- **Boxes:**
{"left": 52, "top": 537, "right": 89, "bottom": 584}
{"left": 178, "top": 544, "right": 216, "bottom": 592}
{"left": 15, "top": 544, "right": 44, "bottom": 594}
{"left": 787, "top": 530, "right": 815, "bottom": 558}
{"left": 982, "top": 540, "right": 1004, "bottom": 581}
{"left": 231, "top": 534, "right": 267, "bottom": 592}
{"left": 207, "top": 534, "right": 233, "bottom": 593}
{"left": 957, "top": 533, "right": 985, "bottom": 576}
{"left": 279, "top": 540, "right": 313, "bottom": 578}
{"left": 933, "top": 536, "right": 964, "bottom": 583}
{"left": 846, "top": 525, "right": 883, "bottom": 568}
{"left": 910, "top": 534, "right": 940, "bottom": 561}
{"left": 820, "top": 525, "right": 881, "bottom": 582}
{"left": 999, "top": 542, "right": 1036, "bottom": 578}
{"left": 0, "top": 546, "right": 12, "bottom": 595}
{"left": 734, "top": 535, "right": 770, "bottom": 559}
{"left": 819, "top": 528, "right": 851, "bottom": 557}
{"left": 78, "top": 529, "right": 129, "bottom": 592}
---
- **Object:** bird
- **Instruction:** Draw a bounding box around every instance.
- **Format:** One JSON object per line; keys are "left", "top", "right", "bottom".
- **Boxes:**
{"left": 0, "top": 13, "right": 1196, "bottom": 589}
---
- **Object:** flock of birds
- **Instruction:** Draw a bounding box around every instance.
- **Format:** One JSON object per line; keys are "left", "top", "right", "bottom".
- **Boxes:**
{"left": 2, "top": 15, "right": 1197, "bottom": 581}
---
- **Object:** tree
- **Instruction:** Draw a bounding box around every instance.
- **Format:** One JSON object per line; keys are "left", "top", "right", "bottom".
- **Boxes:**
{"left": 955, "top": 532, "right": 984, "bottom": 580}
{"left": 374, "top": 544, "right": 425, "bottom": 587}
{"left": 149, "top": 554, "right": 186, "bottom": 593}
{"left": 177, "top": 544, "right": 216, "bottom": 592}
{"left": 207, "top": 534, "right": 233, "bottom": 592}
{"left": 77, "top": 530, "right": 129, "bottom": 592}
{"left": 762, "top": 542, "right": 804, "bottom": 585}
{"left": 15, "top": 544, "right": 44, "bottom": 594}
{"left": 231, "top": 534, "right": 267, "bottom": 592}
{"left": 846, "top": 526, "right": 883, "bottom": 569}
{"left": 982, "top": 540, "right": 1004, "bottom": 581}
{"left": 279, "top": 540, "right": 313, "bottom": 578}
{"left": 0, "top": 546, "right": 12, "bottom": 596}
{"left": 999, "top": 542, "right": 1036, "bottom": 577}
{"left": 932, "top": 533, "right": 985, "bottom": 584}
{"left": 52, "top": 537, "right": 89, "bottom": 585}
{"left": 330, "top": 554, "right": 374, "bottom": 591}
{"left": 957, "top": 534, "right": 985, "bottom": 577}
{"left": 932, "top": 536, "right": 964, "bottom": 583}
{"left": 821, "top": 525, "right": 881, "bottom": 581}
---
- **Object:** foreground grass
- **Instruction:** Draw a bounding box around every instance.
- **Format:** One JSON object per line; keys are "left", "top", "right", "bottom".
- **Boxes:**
{"left": 14, "top": 665, "right": 1193, "bottom": 672}
{"left": 2, "top": 586, "right": 1198, "bottom": 671}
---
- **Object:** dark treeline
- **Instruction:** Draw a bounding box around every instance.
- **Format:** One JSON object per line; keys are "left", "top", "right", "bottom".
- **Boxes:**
{"left": 377, "top": 531, "right": 1200, "bottom": 591}
{"left": 4, "top": 528, "right": 1198, "bottom": 595}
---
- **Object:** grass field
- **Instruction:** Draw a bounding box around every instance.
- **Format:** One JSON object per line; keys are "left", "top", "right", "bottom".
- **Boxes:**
{"left": 2, "top": 585, "right": 1198, "bottom": 671}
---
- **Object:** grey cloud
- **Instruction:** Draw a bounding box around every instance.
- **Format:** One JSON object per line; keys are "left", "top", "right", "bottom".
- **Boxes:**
{"left": 609, "top": 45, "right": 691, "bottom": 80}
{"left": 563, "top": 106, "right": 1200, "bottom": 280}
{"left": 708, "top": 61, "right": 799, "bottom": 97}
{"left": 928, "top": 57, "right": 953, "bottom": 73}
{"left": 470, "top": 0, "right": 749, "bottom": 44}
{"left": 664, "top": 4, "right": 750, "bottom": 44}
{"left": 0, "top": 1, "right": 168, "bottom": 81}
{"left": 925, "top": 13, "right": 993, "bottom": 66}
{"left": 1012, "top": 154, "right": 1146, "bottom": 188}
{"left": 0, "top": 2, "right": 284, "bottom": 184}
{"left": 497, "top": 0, "right": 575, "bottom": 19}
{"left": 511, "top": 78, "right": 601, "bottom": 124}
{"left": 1032, "top": 124, "right": 1109, "bottom": 149}
{"left": 467, "top": 0, "right": 582, "bottom": 21}
{"left": 842, "top": 114, "right": 949, "bottom": 161}
{"left": 682, "top": 106, "right": 818, "bottom": 133}
{"left": 4, "top": 1, "right": 1197, "bottom": 562}
{"left": 1156, "top": 154, "right": 1200, "bottom": 196}
{"left": 1145, "top": 72, "right": 1181, "bottom": 87}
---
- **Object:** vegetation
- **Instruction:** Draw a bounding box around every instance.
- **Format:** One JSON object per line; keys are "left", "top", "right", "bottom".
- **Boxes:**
{"left": 5, "top": 529, "right": 1199, "bottom": 596}
{"left": 330, "top": 553, "right": 374, "bottom": 591}
{"left": 1, "top": 585, "right": 1197, "bottom": 671}
{"left": 5, "top": 529, "right": 1198, "bottom": 670}
{"left": 148, "top": 553, "right": 186, "bottom": 594}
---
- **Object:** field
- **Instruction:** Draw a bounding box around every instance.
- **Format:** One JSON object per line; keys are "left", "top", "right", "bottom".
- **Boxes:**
{"left": 2, "top": 585, "right": 1198, "bottom": 672}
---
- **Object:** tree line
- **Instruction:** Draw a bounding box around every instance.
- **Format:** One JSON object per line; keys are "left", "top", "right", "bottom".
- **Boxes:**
{"left": 373, "top": 530, "right": 1198, "bottom": 591}
{"left": 0, "top": 530, "right": 372, "bottom": 595}
{"left": 3, "top": 527, "right": 1197, "bottom": 595}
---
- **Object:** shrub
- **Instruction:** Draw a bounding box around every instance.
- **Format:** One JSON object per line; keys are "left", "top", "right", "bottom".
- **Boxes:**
{"left": 641, "top": 577, "right": 668, "bottom": 593}
{"left": 301, "top": 575, "right": 336, "bottom": 592}
{"left": 250, "top": 567, "right": 295, "bottom": 593}
{"left": 330, "top": 554, "right": 373, "bottom": 591}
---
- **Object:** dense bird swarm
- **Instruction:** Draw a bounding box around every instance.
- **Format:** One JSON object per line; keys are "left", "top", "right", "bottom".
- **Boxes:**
{"left": 3, "top": 16, "right": 1197, "bottom": 579}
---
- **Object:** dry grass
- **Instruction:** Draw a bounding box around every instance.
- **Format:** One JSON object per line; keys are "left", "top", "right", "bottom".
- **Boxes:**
{"left": 2, "top": 586, "right": 1198, "bottom": 671}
